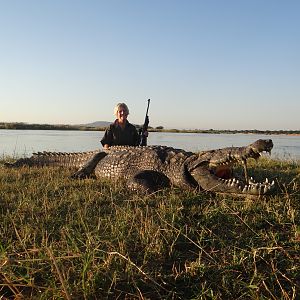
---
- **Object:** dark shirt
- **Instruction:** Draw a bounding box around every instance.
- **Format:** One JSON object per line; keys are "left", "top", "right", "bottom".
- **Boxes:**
{"left": 101, "top": 120, "right": 140, "bottom": 147}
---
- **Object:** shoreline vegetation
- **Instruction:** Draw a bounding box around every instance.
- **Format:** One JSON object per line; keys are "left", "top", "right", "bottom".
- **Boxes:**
{"left": 1, "top": 122, "right": 300, "bottom": 135}
{"left": 0, "top": 157, "right": 299, "bottom": 298}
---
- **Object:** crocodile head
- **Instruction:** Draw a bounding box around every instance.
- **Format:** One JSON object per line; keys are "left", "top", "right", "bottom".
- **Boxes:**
{"left": 188, "top": 139, "right": 275, "bottom": 196}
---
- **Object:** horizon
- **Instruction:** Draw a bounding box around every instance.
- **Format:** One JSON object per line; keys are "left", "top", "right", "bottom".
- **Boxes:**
{"left": 1, "top": 1, "right": 300, "bottom": 131}
{"left": 1, "top": 120, "right": 299, "bottom": 132}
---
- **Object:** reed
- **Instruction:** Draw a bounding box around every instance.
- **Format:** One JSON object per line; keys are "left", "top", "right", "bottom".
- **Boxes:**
{"left": 0, "top": 157, "right": 299, "bottom": 299}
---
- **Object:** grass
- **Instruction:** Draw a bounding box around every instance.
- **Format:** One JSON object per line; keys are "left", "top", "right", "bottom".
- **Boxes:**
{"left": 0, "top": 157, "right": 299, "bottom": 299}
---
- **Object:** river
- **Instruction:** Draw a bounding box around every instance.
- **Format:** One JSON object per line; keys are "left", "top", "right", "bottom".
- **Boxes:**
{"left": 1, "top": 130, "right": 300, "bottom": 161}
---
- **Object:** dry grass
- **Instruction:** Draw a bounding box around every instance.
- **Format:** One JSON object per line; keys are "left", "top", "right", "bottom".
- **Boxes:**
{"left": 0, "top": 157, "right": 299, "bottom": 299}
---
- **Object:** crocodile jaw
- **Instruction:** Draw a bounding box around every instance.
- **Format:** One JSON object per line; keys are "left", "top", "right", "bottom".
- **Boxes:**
{"left": 191, "top": 167, "right": 275, "bottom": 196}
{"left": 190, "top": 139, "right": 275, "bottom": 196}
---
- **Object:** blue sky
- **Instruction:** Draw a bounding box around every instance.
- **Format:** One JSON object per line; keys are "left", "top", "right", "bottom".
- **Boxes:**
{"left": 1, "top": 0, "right": 299, "bottom": 130}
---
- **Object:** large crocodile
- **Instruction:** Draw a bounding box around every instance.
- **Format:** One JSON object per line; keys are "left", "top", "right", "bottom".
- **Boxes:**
{"left": 4, "top": 139, "right": 275, "bottom": 196}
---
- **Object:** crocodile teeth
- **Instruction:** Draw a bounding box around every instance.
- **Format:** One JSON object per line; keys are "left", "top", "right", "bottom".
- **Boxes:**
{"left": 240, "top": 177, "right": 275, "bottom": 194}
{"left": 242, "top": 186, "right": 249, "bottom": 192}
{"left": 249, "top": 177, "right": 256, "bottom": 184}
{"left": 218, "top": 175, "right": 275, "bottom": 195}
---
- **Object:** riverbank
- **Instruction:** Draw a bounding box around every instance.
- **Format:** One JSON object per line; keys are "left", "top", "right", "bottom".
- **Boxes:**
{"left": 1, "top": 122, "right": 299, "bottom": 135}
{"left": 0, "top": 157, "right": 299, "bottom": 298}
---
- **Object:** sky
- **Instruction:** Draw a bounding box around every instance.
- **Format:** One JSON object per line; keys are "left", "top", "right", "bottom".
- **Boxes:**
{"left": 0, "top": 0, "right": 299, "bottom": 130}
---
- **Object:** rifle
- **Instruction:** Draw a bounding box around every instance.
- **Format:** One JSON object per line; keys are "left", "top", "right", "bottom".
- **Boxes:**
{"left": 139, "top": 99, "right": 150, "bottom": 146}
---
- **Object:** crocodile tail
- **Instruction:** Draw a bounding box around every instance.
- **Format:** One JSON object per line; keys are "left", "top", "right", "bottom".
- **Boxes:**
{"left": 4, "top": 158, "right": 34, "bottom": 168}
{"left": 4, "top": 151, "right": 100, "bottom": 168}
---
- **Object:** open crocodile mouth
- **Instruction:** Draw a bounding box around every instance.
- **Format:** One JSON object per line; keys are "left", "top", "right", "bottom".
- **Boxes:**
{"left": 209, "top": 141, "right": 275, "bottom": 195}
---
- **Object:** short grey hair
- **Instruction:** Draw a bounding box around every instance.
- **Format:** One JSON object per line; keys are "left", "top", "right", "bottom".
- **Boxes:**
{"left": 114, "top": 103, "right": 129, "bottom": 116}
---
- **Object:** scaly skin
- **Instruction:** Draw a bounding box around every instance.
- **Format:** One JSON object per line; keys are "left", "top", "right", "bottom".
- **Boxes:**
{"left": 4, "top": 150, "right": 99, "bottom": 168}
{"left": 4, "top": 139, "right": 275, "bottom": 196}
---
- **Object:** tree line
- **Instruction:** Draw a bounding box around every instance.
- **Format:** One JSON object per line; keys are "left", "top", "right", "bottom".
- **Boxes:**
{"left": 0, "top": 122, "right": 299, "bottom": 135}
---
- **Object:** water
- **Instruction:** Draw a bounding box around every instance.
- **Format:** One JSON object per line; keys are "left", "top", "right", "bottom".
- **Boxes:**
{"left": 1, "top": 129, "right": 300, "bottom": 161}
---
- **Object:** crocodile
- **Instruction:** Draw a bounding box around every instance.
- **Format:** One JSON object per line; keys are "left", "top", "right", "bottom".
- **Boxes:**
{"left": 4, "top": 139, "right": 275, "bottom": 196}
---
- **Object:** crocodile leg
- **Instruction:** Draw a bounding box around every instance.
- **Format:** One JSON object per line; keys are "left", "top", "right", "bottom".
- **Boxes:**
{"left": 127, "top": 170, "right": 171, "bottom": 193}
{"left": 71, "top": 151, "right": 107, "bottom": 179}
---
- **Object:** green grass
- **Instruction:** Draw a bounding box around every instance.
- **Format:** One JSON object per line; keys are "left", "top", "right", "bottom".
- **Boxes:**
{"left": 0, "top": 157, "right": 299, "bottom": 299}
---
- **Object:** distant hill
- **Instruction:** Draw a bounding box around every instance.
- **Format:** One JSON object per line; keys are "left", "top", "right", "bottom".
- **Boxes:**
{"left": 81, "top": 121, "right": 111, "bottom": 128}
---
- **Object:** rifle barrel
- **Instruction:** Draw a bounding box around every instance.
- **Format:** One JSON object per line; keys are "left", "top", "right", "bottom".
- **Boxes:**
{"left": 146, "top": 99, "right": 150, "bottom": 116}
{"left": 140, "top": 99, "right": 150, "bottom": 146}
